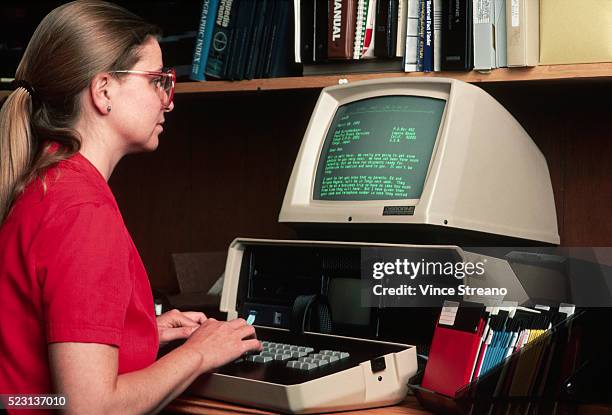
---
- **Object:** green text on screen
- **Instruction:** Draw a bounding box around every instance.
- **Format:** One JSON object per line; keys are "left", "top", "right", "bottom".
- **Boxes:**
{"left": 313, "top": 96, "right": 446, "bottom": 201}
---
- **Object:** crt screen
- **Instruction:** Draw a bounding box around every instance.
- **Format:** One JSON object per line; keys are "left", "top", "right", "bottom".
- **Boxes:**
{"left": 313, "top": 95, "right": 446, "bottom": 201}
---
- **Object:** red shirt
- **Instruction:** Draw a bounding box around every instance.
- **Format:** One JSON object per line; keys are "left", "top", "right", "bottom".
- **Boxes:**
{"left": 0, "top": 152, "right": 158, "bottom": 407}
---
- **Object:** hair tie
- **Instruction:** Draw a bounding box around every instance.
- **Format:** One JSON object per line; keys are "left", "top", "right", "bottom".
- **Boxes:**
{"left": 11, "top": 79, "right": 40, "bottom": 107}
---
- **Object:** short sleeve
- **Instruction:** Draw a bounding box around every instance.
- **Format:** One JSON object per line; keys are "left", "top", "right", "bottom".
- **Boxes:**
{"left": 35, "top": 202, "right": 133, "bottom": 347}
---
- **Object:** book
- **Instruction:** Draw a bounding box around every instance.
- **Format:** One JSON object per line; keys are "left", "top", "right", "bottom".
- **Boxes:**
{"left": 361, "top": 0, "right": 378, "bottom": 58}
{"left": 245, "top": 0, "right": 269, "bottom": 79}
{"left": 473, "top": 0, "right": 496, "bottom": 71}
{"left": 298, "top": 0, "right": 315, "bottom": 63}
{"left": 190, "top": 0, "right": 221, "bottom": 81}
{"left": 255, "top": 0, "right": 277, "bottom": 77}
{"left": 433, "top": 0, "right": 442, "bottom": 71}
{"left": 396, "top": 0, "right": 408, "bottom": 57}
{"left": 375, "top": 0, "right": 399, "bottom": 58}
{"left": 328, "top": 0, "right": 358, "bottom": 59}
{"left": 205, "top": 0, "right": 240, "bottom": 78}
{"left": 440, "top": 0, "right": 473, "bottom": 70}
{"left": 270, "top": 0, "right": 301, "bottom": 77}
{"left": 494, "top": 0, "right": 507, "bottom": 68}
{"left": 227, "top": 0, "right": 258, "bottom": 80}
{"left": 353, "top": 0, "right": 370, "bottom": 59}
{"left": 314, "top": 0, "right": 329, "bottom": 61}
{"left": 423, "top": 0, "right": 433, "bottom": 72}
{"left": 540, "top": 0, "right": 612, "bottom": 65}
{"left": 416, "top": 0, "right": 426, "bottom": 71}
{"left": 403, "top": 0, "right": 419, "bottom": 71}
{"left": 506, "top": 0, "right": 538, "bottom": 67}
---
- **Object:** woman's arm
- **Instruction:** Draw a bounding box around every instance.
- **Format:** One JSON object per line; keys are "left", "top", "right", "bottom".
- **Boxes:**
{"left": 49, "top": 318, "right": 260, "bottom": 415}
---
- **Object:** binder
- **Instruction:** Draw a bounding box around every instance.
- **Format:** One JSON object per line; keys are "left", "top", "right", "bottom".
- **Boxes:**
{"left": 473, "top": 0, "right": 496, "bottom": 71}
{"left": 506, "top": 0, "right": 538, "bottom": 67}
{"left": 494, "top": 0, "right": 507, "bottom": 67}
{"left": 440, "top": 0, "right": 473, "bottom": 70}
{"left": 540, "top": 0, "right": 612, "bottom": 65}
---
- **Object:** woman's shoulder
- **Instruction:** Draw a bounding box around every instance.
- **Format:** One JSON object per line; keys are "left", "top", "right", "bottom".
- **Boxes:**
{"left": 9, "top": 157, "right": 119, "bottom": 228}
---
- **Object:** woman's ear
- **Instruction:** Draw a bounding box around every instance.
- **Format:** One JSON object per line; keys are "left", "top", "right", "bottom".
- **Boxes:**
{"left": 90, "top": 73, "right": 113, "bottom": 115}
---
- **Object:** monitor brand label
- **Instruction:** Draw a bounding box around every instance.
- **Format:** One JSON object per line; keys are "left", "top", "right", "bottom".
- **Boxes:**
{"left": 383, "top": 206, "right": 415, "bottom": 216}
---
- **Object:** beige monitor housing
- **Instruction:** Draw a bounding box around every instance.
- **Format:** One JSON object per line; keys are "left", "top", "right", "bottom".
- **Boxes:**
{"left": 279, "top": 78, "right": 559, "bottom": 244}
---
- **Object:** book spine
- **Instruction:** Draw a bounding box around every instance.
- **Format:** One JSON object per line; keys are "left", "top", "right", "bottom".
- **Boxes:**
{"left": 423, "top": 0, "right": 433, "bottom": 71}
{"left": 374, "top": 0, "right": 390, "bottom": 56}
{"left": 388, "top": 0, "right": 399, "bottom": 56}
{"left": 506, "top": 0, "right": 538, "bottom": 67}
{"left": 396, "top": 0, "right": 407, "bottom": 57}
{"left": 294, "top": 0, "right": 302, "bottom": 63}
{"left": 223, "top": 0, "right": 243, "bottom": 79}
{"left": 191, "top": 0, "right": 218, "bottom": 81}
{"left": 495, "top": 0, "right": 507, "bottom": 67}
{"left": 328, "top": 0, "right": 358, "bottom": 59}
{"left": 416, "top": 0, "right": 425, "bottom": 71}
{"left": 314, "top": 0, "right": 329, "bottom": 61}
{"left": 300, "top": 0, "right": 315, "bottom": 63}
{"left": 245, "top": 0, "right": 268, "bottom": 79}
{"left": 433, "top": 0, "right": 442, "bottom": 70}
{"left": 440, "top": 0, "right": 473, "bottom": 70}
{"left": 403, "top": 0, "right": 419, "bottom": 71}
{"left": 255, "top": 0, "right": 276, "bottom": 77}
{"left": 205, "top": 0, "right": 238, "bottom": 78}
{"left": 353, "top": 0, "right": 367, "bottom": 59}
{"left": 235, "top": 1, "right": 258, "bottom": 80}
{"left": 473, "top": 0, "right": 496, "bottom": 71}
{"left": 362, "top": 0, "right": 378, "bottom": 58}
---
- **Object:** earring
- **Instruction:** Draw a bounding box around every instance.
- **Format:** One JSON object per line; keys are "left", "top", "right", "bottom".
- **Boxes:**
{"left": 106, "top": 105, "right": 111, "bottom": 113}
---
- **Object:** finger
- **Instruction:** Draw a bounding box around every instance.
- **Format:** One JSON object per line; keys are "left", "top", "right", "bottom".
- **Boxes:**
{"left": 227, "top": 318, "right": 247, "bottom": 328}
{"left": 170, "top": 313, "right": 201, "bottom": 328}
{"left": 236, "top": 324, "right": 257, "bottom": 340}
{"left": 159, "top": 326, "right": 198, "bottom": 343}
{"left": 241, "top": 339, "right": 262, "bottom": 353}
{"left": 182, "top": 311, "right": 207, "bottom": 324}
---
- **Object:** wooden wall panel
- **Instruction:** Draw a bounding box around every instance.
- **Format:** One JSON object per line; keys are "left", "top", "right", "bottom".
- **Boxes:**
{"left": 110, "top": 90, "right": 319, "bottom": 293}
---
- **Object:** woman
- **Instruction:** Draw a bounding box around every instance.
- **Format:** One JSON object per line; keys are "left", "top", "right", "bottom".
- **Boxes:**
{"left": 0, "top": 1, "right": 260, "bottom": 413}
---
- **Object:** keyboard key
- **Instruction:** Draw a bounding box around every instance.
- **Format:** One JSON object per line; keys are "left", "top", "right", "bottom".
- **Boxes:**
{"left": 274, "top": 353, "right": 292, "bottom": 361}
{"left": 286, "top": 361, "right": 299, "bottom": 369}
{"left": 260, "top": 351, "right": 276, "bottom": 357}
{"left": 299, "top": 362, "right": 318, "bottom": 371}
{"left": 290, "top": 351, "right": 308, "bottom": 358}
{"left": 313, "top": 358, "right": 329, "bottom": 366}
{"left": 253, "top": 355, "right": 273, "bottom": 363}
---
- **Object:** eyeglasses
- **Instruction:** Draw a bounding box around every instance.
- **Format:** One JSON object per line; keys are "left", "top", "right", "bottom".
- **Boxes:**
{"left": 109, "top": 67, "right": 176, "bottom": 110}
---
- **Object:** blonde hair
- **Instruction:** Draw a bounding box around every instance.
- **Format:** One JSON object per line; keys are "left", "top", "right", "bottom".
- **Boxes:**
{"left": 0, "top": 1, "right": 160, "bottom": 223}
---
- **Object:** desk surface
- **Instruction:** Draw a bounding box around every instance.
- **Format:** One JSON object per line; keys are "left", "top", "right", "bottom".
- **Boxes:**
{"left": 164, "top": 395, "right": 612, "bottom": 415}
{"left": 164, "top": 395, "right": 433, "bottom": 415}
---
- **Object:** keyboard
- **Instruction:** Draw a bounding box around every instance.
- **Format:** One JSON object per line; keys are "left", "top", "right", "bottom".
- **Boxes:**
{"left": 185, "top": 326, "right": 418, "bottom": 414}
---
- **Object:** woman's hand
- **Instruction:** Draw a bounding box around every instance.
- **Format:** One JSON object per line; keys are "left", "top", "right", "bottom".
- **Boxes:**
{"left": 156, "top": 309, "right": 207, "bottom": 346}
{"left": 182, "top": 318, "right": 261, "bottom": 372}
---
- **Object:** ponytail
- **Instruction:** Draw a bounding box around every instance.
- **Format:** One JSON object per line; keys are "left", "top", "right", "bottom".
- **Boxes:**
{"left": 0, "top": 88, "right": 35, "bottom": 223}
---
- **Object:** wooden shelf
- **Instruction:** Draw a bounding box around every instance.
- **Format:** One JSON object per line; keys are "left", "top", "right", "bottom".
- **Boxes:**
{"left": 1, "top": 63, "right": 611, "bottom": 100}
{"left": 174, "top": 62, "right": 612, "bottom": 94}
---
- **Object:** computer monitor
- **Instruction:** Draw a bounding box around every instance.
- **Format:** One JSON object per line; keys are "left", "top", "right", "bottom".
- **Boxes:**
{"left": 279, "top": 78, "right": 559, "bottom": 244}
